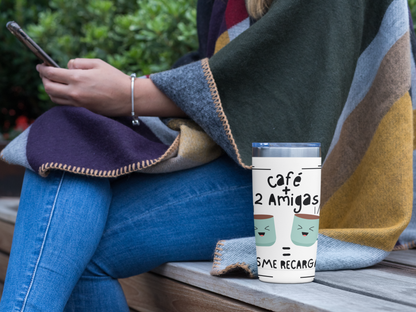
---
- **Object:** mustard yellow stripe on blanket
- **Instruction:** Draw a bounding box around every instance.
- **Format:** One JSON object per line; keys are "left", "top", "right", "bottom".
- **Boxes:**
{"left": 214, "top": 31, "right": 230, "bottom": 55}
{"left": 168, "top": 118, "right": 223, "bottom": 163}
{"left": 320, "top": 92, "right": 413, "bottom": 252}
{"left": 321, "top": 33, "right": 411, "bottom": 207}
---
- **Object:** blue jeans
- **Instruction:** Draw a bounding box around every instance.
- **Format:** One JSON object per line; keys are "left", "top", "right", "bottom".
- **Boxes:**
{"left": 0, "top": 155, "right": 253, "bottom": 311}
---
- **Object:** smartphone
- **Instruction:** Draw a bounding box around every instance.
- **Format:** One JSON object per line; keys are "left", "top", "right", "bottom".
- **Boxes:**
{"left": 6, "top": 21, "right": 60, "bottom": 68}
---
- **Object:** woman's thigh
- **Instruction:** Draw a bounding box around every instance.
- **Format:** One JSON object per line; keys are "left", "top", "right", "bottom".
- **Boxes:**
{"left": 86, "top": 155, "right": 254, "bottom": 279}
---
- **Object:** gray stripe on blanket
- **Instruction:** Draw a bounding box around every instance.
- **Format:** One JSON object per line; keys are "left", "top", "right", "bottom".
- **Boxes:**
{"left": 325, "top": 0, "right": 409, "bottom": 160}
{"left": 315, "top": 235, "right": 390, "bottom": 271}
{"left": 1, "top": 126, "right": 33, "bottom": 171}
{"left": 150, "top": 61, "right": 238, "bottom": 164}
{"left": 140, "top": 117, "right": 179, "bottom": 145}
{"left": 211, "top": 235, "right": 389, "bottom": 277}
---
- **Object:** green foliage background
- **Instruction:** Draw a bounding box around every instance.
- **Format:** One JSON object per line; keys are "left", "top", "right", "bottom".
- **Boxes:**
{"left": 0, "top": 0, "right": 197, "bottom": 138}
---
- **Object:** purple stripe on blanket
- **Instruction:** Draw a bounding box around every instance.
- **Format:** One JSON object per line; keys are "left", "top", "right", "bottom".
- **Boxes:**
{"left": 207, "top": 0, "right": 228, "bottom": 58}
{"left": 26, "top": 106, "right": 169, "bottom": 174}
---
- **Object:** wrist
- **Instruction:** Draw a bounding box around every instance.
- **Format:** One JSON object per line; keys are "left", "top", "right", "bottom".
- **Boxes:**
{"left": 132, "top": 76, "right": 187, "bottom": 118}
{"left": 133, "top": 77, "right": 145, "bottom": 116}
{"left": 120, "top": 73, "right": 133, "bottom": 117}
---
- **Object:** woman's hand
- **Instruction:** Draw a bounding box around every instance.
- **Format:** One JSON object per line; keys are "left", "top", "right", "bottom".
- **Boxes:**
{"left": 37, "top": 59, "right": 131, "bottom": 117}
{"left": 37, "top": 58, "right": 186, "bottom": 118}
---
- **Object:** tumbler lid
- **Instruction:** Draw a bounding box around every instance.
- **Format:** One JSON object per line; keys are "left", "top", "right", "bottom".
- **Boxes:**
{"left": 252, "top": 142, "right": 321, "bottom": 157}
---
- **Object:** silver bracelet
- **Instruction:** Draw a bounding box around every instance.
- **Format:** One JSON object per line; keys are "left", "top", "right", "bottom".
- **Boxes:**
{"left": 130, "top": 73, "right": 140, "bottom": 126}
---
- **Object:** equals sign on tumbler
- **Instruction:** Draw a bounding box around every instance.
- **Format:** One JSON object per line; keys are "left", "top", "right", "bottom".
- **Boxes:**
{"left": 282, "top": 247, "right": 290, "bottom": 256}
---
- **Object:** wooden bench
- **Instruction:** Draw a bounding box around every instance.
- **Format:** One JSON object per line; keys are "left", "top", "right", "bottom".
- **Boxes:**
{"left": 1, "top": 197, "right": 416, "bottom": 311}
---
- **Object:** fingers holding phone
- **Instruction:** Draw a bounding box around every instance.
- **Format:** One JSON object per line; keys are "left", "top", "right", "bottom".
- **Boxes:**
{"left": 37, "top": 64, "right": 70, "bottom": 83}
{"left": 36, "top": 59, "right": 132, "bottom": 117}
{"left": 35, "top": 60, "right": 94, "bottom": 106}
{"left": 7, "top": 21, "right": 131, "bottom": 117}
{"left": 36, "top": 64, "right": 71, "bottom": 105}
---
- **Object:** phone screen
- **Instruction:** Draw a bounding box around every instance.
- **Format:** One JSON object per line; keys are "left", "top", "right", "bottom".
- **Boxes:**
{"left": 6, "top": 21, "right": 60, "bottom": 68}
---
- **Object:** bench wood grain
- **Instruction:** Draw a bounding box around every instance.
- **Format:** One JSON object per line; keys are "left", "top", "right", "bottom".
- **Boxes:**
{"left": 151, "top": 261, "right": 415, "bottom": 312}
{"left": 120, "top": 272, "right": 268, "bottom": 312}
{"left": 384, "top": 250, "right": 416, "bottom": 267}
{"left": 0, "top": 220, "right": 13, "bottom": 254}
{"left": 0, "top": 252, "right": 8, "bottom": 283}
{"left": 314, "top": 263, "right": 416, "bottom": 308}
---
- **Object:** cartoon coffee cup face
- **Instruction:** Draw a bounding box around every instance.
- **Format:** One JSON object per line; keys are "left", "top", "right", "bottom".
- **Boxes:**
{"left": 291, "top": 214, "right": 319, "bottom": 247}
{"left": 254, "top": 215, "right": 276, "bottom": 246}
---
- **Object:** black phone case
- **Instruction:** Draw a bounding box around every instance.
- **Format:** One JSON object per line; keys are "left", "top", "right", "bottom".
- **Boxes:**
{"left": 6, "top": 21, "right": 60, "bottom": 68}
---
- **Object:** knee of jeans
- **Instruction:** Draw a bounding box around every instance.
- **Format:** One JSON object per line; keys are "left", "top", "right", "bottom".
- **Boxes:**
{"left": 82, "top": 259, "right": 117, "bottom": 279}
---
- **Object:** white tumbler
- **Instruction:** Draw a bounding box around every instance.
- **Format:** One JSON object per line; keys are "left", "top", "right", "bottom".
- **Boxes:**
{"left": 252, "top": 143, "right": 321, "bottom": 283}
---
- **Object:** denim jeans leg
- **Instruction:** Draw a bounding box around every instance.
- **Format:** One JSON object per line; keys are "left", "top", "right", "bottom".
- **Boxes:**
{"left": 2, "top": 155, "right": 254, "bottom": 311}
{"left": 64, "top": 155, "right": 254, "bottom": 310}
{"left": 63, "top": 276, "right": 129, "bottom": 312}
{"left": 0, "top": 169, "right": 112, "bottom": 312}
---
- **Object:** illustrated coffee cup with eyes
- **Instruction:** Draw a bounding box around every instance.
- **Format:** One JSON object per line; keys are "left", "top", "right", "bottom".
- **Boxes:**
{"left": 290, "top": 214, "right": 319, "bottom": 247}
{"left": 254, "top": 214, "right": 277, "bottom": 246}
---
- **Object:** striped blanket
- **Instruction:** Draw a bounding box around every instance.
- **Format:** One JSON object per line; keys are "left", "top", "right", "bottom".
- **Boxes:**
{"left": 204, "top": 0, "right": 416, "bottom": 275}
{"left": 151, "top": 0, "right": 416, "bottom": 274}
{"left": 1, "top": 0, "right": 415, "bottom": 275}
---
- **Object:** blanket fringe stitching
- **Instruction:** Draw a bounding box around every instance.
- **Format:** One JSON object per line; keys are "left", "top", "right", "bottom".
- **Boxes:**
{"left": 393, "top": 240, "right": 416, "bottom": 250}
{"left": 37, "top": 134, "right": 180, "bottom": 178}
{"left": 201, "top": 58, "right": 251, "bottom": 169}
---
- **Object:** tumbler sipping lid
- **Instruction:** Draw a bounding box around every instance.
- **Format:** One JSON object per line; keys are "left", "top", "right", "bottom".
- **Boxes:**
{"left": 252, "top": 142, "right": 321, "bottom": 157}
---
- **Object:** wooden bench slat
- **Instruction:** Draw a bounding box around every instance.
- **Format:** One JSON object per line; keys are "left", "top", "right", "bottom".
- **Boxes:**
{"left": 120, "top": 272, "right": 269, "bottom": 312}
{"left": 384, "top": 250, "right": 416, "bottom": 267}
{"left": 0, "top": 220, "right": 13, "bottom": 254}
{"left": 314, "top": 267, "right": 416, "bottom": 308}
{"left": 0, "top": 198, "right": 19, "bottom": 224}
{"left": 361, "top": 261, "right": 416, "bottom": 282}
{"left": 0, "top": 252, "right": 8, "bottom": 283}
{"left": 151, "top": 262, "right": 413, "bottom": 312}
